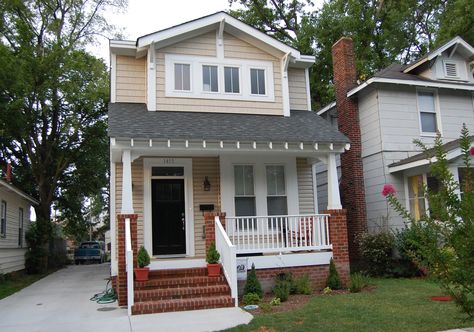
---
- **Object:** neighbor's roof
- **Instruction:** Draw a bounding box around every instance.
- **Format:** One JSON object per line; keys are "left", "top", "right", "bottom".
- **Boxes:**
{"left": 0, "top": 179, "right": 38, "bottom": 205}
{"left": 108, "top": 103, "right": 349, "bottom": 144}
{"left": 388, "top": 135, "right": 474, "bottom": 173}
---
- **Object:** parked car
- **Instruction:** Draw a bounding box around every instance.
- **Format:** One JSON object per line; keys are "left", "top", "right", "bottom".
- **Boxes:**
{"left": 74, "top": 241, "right": 105, "bottom": 264}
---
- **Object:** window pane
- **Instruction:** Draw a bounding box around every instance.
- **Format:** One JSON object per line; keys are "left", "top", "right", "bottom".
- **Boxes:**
{"left": 224, "top": 67, "right": 239, "bottom": 93}
{"left": 243, "top": 166, "right": 254, "bottom": 195}
{"left": 251, "top": 69, "right": 258, "bottom": 94}
{"left": 182, "top": 64, "right": 190, "bottom": 90}
{"left": 234, "top": 166, "right": 244, "bottom": 195}
{"left": 232, "top": 68, "right": 239, "bottom": 93}
{"left": 234, "top": 165, "right": 254, "bottom": 196}
{"left": 421, "top": 112, "right": 437, "bottom": 133}
{"left": 251, "top": 69, "right": 265, "bottom": 95}
{"left": 267, "top": 197, "right": 288, "bottom": 216}
{"left": 418, "top": 92, "right": 435, "bottom": 112}
{"left": 174, "top": 64, "right": 182, "bottom": 90}
{"left": 258, "top": 69, "right": 265, "bottom": 94}
{"left": 152, "top": 167, "right": 184, "bottom": 176}
{"left": 408, "top": 175, "right": 426, "bottom": 219}
{"left": 203, "top": 65, "right": 218, "bottom": 92}
{"left": 235, "top": 197, "right": 256, "bottom": 216}
{"left": 266, "top": 165, "right": 285, "bottom": 195}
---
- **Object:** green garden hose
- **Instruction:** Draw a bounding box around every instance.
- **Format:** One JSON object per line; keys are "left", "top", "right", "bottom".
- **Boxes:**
{"left": 90, "top": 279, "right": 117, "bottom": 304}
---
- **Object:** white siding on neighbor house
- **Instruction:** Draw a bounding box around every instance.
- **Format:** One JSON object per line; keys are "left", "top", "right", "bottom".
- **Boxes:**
{"left": 115, "top": 55, "right": 146, "bottom": 103}
{"left": 296, "top": 158, "right": 314, "bottom": 214}
{"left": 288, "top": 68, "right": 309, "bottom": 111}
{"left": 358, "top": 87, "right": 382, "bottom": 158}
{"left": 155, "top": 31, "right": 284, "bottom": 115}
{"left": 0, "top": 186, "right": 31, "bottom": 273}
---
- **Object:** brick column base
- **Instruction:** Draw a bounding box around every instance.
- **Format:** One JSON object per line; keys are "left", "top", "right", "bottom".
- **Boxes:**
{"left": 116, "top": 213, "right": 138, "bottom": 307}
{"left": 204, "top": 212, "right": 226, "bottom": 253}
{"left": 324, "top": 209, "right": 350, "bottom": 286}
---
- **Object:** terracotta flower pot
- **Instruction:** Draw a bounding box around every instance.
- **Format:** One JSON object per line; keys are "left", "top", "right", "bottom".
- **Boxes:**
{"left": 207, "top": 263, "right": 221, "bottom": 277}
{"left": 134, "top": 267, "right": 150, "bottom": 281}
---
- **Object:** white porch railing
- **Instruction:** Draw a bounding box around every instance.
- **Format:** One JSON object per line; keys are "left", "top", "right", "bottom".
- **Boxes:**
{"left": 125, "top": 218, "right": 134, "bottom": 316}
{"left": 214, "top": 216, "right": 238, "bottom": 307}
{"left": 225, "top": 214, "right": 331, "bottom": 254}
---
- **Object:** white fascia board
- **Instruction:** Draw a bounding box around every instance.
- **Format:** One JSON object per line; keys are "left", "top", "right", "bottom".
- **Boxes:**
{"left": 137, "top": 12, "right": 302, "bottom": 59}
{"left": 316, "top": 101, "right": 336, "bottom": 115}
{"left": 0, "top": 180, "right": 38, "bottom": 205}
{"left": 347, "top": 77, "right": 474, "bottom": 97}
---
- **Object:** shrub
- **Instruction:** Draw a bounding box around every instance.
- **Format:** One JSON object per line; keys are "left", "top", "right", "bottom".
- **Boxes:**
{"left": 326, "top": 258, "right": 342, "bottom": 289}
{"left": 270, "top": 297, "right": 281, "bottom": 306}
{"left": 276, "top": 272, "right": 296, "bottom": 294}
{"left": 242, "top": 292, "right": 261, "bottom": 305}
{"left": 392, "top": 227, "right": 425, "bottom": 277}
{"left": 137, "top": 246, "right": 150, "bottom": 268}
{"left": 349, "top": 273, "right": 370, "bottom": 293}
{"left": 25, "top": 222, "right": 48, "bottom": 274}
{"left": 294, "top": 274, "right": 312, "bottom": 295}
{"left": 358, "top": 232, "right": 395, "bottom": 276}
{"left": 206, "top": 241, "right": 220, "bottom": 264}
{"left": 322, "top": 286, "right": 332, "bottom": 295}
{"left": 272, "top": 278, "right": 290, "bottom": 302}
{"left": 243, "top": 264, "right": 263, "bottom": 298}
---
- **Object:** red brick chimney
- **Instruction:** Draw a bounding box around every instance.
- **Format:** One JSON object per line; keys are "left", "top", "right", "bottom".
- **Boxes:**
{"left": 4, "top": 163, "right": 12, "bottom": 183}
{"left": 331, "top": 37, "right": 367, "bottom": 262}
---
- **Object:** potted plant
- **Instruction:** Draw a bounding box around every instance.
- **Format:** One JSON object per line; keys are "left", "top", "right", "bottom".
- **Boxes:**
{"left": 134, "top": 246, "right": 151, "bottom": 281}
{"left": 206, "top": 241, "right": 221, "bottom": 277}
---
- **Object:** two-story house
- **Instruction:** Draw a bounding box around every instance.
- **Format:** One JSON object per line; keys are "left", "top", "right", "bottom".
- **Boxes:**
{"left": 317, "top": 37, "right": 474, "bottom": 249}
{"left": 108, "top": 12, "right": 351, "bottom": 315}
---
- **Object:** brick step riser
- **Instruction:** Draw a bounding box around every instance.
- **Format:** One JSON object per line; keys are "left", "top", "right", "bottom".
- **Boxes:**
{"left": 148, "top": 268, "right": 208, "bottom": 279}
{"left": 135, "top": 277, "right": 227, "bottom": 290}
{"left": 135, "top": 288, "right": 231, "bottom": 302}
{"left": 132, "top": 298, "right": 234, "bottom": 315}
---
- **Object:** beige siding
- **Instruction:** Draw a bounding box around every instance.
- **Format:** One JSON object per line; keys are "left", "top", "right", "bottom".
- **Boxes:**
{"left": 288, "top": 68, "right": 308, "bottom": 110}
{"left": 155, "top": 31, "right": 284, "bottom": 115}
{"left": 192, "top": 157, "right": 221, "bottom": 257}
{"left": 0, "top": 248, "right": 27, "bottom": 274}
{"left": 296, "top": 158, "right": 315, "bottom": 214}
{"left": 116, "top": 55, "right": 146, "bottom": 103}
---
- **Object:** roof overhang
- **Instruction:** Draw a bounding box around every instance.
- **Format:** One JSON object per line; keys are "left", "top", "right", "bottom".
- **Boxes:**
{"left": 404, "top": 36, "right": 474, "bottom": 74}
{"left": 0, "top": 180, "right": 38, "bottom": 205}
{"left": 316, "top": 101, "right": 336, "bottom": 115}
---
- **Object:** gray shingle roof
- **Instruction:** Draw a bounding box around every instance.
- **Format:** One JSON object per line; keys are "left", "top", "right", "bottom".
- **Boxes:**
{"left": 108, "top": 103, "right": 349, "bottom": 144}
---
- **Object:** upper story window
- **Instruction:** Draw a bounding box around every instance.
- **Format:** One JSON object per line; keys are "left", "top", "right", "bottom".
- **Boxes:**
{"left": 250, "top": 68, "right": 266, "bottom": 95}
{"left": 224, "top": 67, "right": 240, "bottom": 93}
{"left": 202, "top": 65, "right": 218, "bottom": 92}
{"left": 1, "top": 200, "right": 6, "bottom": 237}
{"left": 174, "top": 63, "right": 191, "bottom": 91}
{"left": 417, "top": 90, "right": 439, "bottom": 135}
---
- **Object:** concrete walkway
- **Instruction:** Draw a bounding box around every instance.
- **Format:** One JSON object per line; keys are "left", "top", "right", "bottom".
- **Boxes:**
{"left": 0, "top": 264, "right": 252, "bottom": 332}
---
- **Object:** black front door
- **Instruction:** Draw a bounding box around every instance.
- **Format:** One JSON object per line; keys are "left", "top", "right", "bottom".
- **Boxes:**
{"left": 152, "top": 179, "right": 186, "bottom": 255}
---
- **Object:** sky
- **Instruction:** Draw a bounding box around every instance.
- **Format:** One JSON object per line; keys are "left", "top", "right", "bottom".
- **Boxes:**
{"left": 91, "top": 0, "right": 325, "bottom": 62}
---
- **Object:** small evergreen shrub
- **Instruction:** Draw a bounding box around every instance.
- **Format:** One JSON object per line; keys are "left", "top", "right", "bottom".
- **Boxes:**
{"left": 326, "top": 258, "right": 342, "bottom": 289}
{"left": 276, "top": 272, "right": 296, "bottom": 294}
{"left": 349, "top": 273, "right": 370, "bottom": 293}
{"left": 272, "top": 278, "right": 290, "bottom": 302}
{"left": 137, "top": 246, "right": 150, "bottom": 268}
{"left": 206, "top": 241, "right": 220, "bottom": 264}
{"left": 358, "top": 232, "right": 395, "bottom": 276}
{"left": 242, "top": 292, "right": 261, "bottom": 305}
{"left": 294, "top": 274, "right": 312, "bottom": 295}
{"left": 243, "top": 264, "right": 263, "bottom": 298}
{"left": 323, "top": 286, "right": 332, "bottom": 295}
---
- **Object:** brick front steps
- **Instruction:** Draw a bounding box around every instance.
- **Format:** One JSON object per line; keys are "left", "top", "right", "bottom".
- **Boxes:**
{"left": 132, "top": 267, "right": 234, "bottom": 315}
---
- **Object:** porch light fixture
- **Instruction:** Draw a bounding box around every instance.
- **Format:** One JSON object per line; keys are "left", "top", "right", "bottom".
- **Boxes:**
{"left": 203, "top": 176, "right": 211, "bottom": 191}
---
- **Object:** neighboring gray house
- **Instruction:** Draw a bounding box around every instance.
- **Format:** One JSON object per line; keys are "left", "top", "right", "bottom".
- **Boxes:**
{"left": 0, "top": 169, "right": 37, "bottom": 274}
{"left": 318, "top": 36, "right": 474, "bottom": 232}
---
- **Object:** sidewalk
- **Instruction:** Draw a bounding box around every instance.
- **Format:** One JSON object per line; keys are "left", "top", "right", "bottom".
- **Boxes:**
{"left": 0, "top": 264, "right": 252, "bottom": 332}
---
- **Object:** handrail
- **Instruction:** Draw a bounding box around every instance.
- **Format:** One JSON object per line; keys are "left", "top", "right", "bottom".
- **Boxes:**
{"left": 214, "top": 216, "right": 238, "bottom": 307}
{"left": 125, "top": 217, "right": 134, "bottom": 316}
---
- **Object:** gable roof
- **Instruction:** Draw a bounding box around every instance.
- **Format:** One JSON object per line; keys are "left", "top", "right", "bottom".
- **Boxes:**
{"left": 403, "top": 36, "right": 474, "bottom": 74}
{"left": 108, "top": 103, "right": 349, "bottom": 145}
{"left": 0, "top": 179, "right": 38, "bottom": 205}
{"left": 388, "top": 135, "right": 474, "bottom": 173}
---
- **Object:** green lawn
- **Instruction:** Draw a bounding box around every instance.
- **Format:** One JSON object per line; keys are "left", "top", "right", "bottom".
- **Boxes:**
{"left": 0, "top": 272, "right": 50, "bottom": 300}
{"left": 227, "top": 278, "right": 474, "bottom": 332}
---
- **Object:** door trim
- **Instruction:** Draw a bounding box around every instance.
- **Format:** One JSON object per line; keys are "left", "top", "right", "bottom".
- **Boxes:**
{"left": 144, "top": 158, "right": 194, "bottom": 257}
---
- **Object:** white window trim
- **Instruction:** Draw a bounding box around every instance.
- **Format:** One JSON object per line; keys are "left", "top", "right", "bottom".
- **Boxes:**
{"left": 143, "top": 158, "right": 195, "bottom": 258}
{"left": 165, "top": 54, "right": 275, "bottom": 102}
{"left": 416, "top": 88, "right": 443, "bottom": 137}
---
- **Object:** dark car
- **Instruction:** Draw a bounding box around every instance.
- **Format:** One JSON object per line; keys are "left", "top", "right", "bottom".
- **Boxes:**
{"left": 74, "top": 241, "right": 105, "bottom": 264}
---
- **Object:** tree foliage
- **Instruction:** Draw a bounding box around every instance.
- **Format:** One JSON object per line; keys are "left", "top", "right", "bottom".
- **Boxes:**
{"left": 228, "top": 0, "right": 472, "bottom": 108}
{"left": 385, "top": 125, "right": 474, "bottom": 317}
{"left": 0, "top": 0, "right": 126, "bottom": 248}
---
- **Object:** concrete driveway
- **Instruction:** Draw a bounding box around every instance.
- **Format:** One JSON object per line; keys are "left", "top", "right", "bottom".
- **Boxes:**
{"left": 0, "top": 264, "right": 252, "bottom": 332}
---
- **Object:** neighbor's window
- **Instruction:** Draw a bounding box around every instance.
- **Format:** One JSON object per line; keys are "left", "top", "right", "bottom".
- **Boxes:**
{"left": 174, "top": 63, "right": 191, "bottom": 91}
{"left": 202, "top": 65, "right": 218, "bottom": 92}
{"left": 250, "top": 68, "right": 266, "bottom": 95}
{"left": 417, "top": 91, "right": 438, "bottom": 134}
{"left": 458, "top": 167, "right": 474, "bottom": 197}
{"left": 234, "top": 165, "right": 256, "bottom": 229}
{"left": 408, "top": 175, "right": 425, "bottom": 220}
{"left": 18, "top": 208, "right": 23, "bottom": 247}
{"left": 224, "top": 67, "right": 240, "bottom": 93}
{"left": 1, "top": 200, "right": 6, "bottom": 237}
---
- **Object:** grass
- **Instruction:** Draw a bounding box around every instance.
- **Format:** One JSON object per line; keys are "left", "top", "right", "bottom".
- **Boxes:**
{"left": 227, "top": 278, "right": 474, "bottom": 332}
{"left": 0, "top": 271, "right": 51, "bottom": 300}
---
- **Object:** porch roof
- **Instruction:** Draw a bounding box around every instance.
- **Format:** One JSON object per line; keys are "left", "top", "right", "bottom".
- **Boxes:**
{"left": 108, "top": 103, "right": 349, "bottom": 144}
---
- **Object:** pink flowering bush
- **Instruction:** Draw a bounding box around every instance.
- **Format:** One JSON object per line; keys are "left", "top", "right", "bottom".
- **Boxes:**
{"left": 381, "top": 184, "right": 396, "bottom": 197}
{"left": 470, "top": 146, "right": 474, "bottom": 156}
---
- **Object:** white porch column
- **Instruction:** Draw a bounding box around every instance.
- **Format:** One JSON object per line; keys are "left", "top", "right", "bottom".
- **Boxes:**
{"left": 327, "top": 152, "right": 342, "bottom": 210}
{"left": 121, "top": 149, "right": 134, "bottom": 213}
